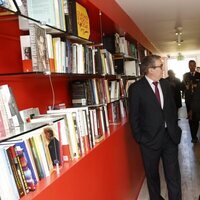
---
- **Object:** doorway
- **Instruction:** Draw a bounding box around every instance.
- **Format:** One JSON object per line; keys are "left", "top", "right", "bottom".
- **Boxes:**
{"left": 167, "top": 57, "right": 196, "bottom": 81}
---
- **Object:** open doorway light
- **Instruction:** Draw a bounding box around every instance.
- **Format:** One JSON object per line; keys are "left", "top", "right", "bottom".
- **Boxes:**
{"left": 167, "top": 57, "right": 196, "bottom": 81}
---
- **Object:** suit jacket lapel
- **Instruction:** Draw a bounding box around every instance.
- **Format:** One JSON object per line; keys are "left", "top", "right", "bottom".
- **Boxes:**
{"left": 160, "top": 79, "right": 167, "bottom": 108}
{"left": 142, "top": 77, "right": 162, "bottom": 106}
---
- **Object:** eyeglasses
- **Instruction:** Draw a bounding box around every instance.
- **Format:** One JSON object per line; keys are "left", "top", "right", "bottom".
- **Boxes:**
{"left": 151, "top": 64, "right": 163, "bottom": 69}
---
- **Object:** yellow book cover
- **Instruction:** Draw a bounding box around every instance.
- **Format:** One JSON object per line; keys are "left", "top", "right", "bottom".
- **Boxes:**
{"left": 76, "top": 2, "right": 90, "bottom": 39}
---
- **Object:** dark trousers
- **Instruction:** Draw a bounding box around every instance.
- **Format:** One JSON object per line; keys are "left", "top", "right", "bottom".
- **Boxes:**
{"left": 140, "top": 130, "right": 182, "bottom": 200}
{"left": 189, "top": 119, "right": 199, "bottom": 140}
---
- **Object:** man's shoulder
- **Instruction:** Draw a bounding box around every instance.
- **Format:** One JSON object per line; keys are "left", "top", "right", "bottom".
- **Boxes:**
{"left": 129, "top": 77, "right": 144, "bottom": 90}
{"left": 160, "top": 78, "right": 169, "bottom": 84}
{"left": 183, "top": 72, "right": 190, "bottom": 76}
{"left": 195, "top": 72, "right": 200, "bottom": 77}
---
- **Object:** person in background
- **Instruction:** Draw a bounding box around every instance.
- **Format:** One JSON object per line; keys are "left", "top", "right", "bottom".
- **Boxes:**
{"left": 191, "top": 82, "right": 200, "bottom": 135}
{"left": 166, "top": 70, "right": 182, "bottom": 112}
{"left": 182, "top": 60, "right": 200, "bottom": 143}
{"left": 128, "top": 55, "right": 182, "bottom": 200}
{"left": 196, "top": 66, "right": 200, "bottom": 73}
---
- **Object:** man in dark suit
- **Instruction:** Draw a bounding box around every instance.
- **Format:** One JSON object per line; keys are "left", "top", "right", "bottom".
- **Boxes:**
{"left": 128, "top": 55, "right": 182, "bottom": 200}
{"left": 182, "top": 60, "right": 200, "bottom": 143}
{"left": 166, "top": 69, "right": 182, "bottom": 111}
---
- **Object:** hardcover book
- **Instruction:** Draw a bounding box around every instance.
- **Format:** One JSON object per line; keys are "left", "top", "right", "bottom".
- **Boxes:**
{"left": 27, "top": 0, "right": 60, "bottom": 29}
{"left": 29, "top": 23, "right": 50, "bottom": 72}
{"left": 0, "top": 85, "right": 23, "bottom": 129}
{"left": 71, "top": 81, "right": 87, "bottom": 106}
{"left": 20, "top": 35, "right": 32, "bottom": 72}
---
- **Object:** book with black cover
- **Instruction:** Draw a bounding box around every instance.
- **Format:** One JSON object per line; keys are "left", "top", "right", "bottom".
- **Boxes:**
{"left": 67, "top": 0, "right": 78, "bottom": 35}
{"left": 71, "top": 81, "right": 87, "bottom": 106}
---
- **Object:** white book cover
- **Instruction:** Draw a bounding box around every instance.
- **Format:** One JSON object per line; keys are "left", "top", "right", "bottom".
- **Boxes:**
{"left": 124, "top": 60, "right": 136, "bottom": 76}
{"left": 27, "top": 0, "right": 56, "bottom": 28}
{"left": 20, "top": 35, "right": 31, "bottom": 60}
{"left": 77, "top": 44, "right": 85, "bottom": 74}
{"left": 0, "top": 0, "right": 17, "bottom": 12}
{"left": 61, "top": 41, "right": 66, "bottom": 73}
{"left": 52, "top": 37, "right": 61, "bottom": 72}
{"left": 0, "top": 147, "right": 20, "bottom": 200}
{"left": 46, "top": 34, "right": 54, "bottom": 60}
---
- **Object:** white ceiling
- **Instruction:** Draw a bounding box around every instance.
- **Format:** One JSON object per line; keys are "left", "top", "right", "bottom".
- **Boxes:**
{"left": 115, "top": 0, "right": 200, "bottom": 57}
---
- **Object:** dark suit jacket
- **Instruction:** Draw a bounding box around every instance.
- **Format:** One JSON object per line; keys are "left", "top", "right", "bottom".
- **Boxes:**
{"left": 128, "top": 77, "right": 182, "bottom": 149}
{"left": 182, "top": 71, "right": 200, "bottom": 110}
{"left": 191, "top": 82, "right": 200, "bottom": 121}
{"left": 166, "top": 77, "right": 182, "bottom": 109}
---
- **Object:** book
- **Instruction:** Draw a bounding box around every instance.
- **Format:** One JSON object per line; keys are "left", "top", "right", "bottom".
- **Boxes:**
{"left": 0, "top": 85, "right": 23, "bottom": 129}
{"left": 0, "top": 0, "right": 17, "bottom": 12}
{"left": 31, "top": 131, "right": 52, "bottom": 177}
{"left": 110, "top": 80, "right": 120, "bottom": 100}
{"left": 46, "top": 34, "right": 55, "bottom": 72}
{"left": 5, "top": 145, "right": 25, "bottom": 197}
{"left": 47, "top": 107, "right": 92, "bottom": 158}
{"left": 119, "top": 98, "right": 127, "bottom": 119}
{"left": 124, "top": 60, "right": 137, "bottom": 76}
{"left": 71, "top": 81, "right": 87, "bottom": 106}
{"left": 103, "top": 35, "right": 116, "bottom": 54}
{"left": 20, "top": 35, "right": 32, "bottom": 72}
{"left": 125, "top": 79, "right": 136, "bottom": 96}
{"left": 75, "top": 2, "right": 90, "bottom": 39}
{"left": 28, "top": 136, "right": 44, "bottom": 179}
{"left": 29, "top": 23, "right": 50, "bottom": 72}
{"left": 16, "top": 0, "right": 28, "bottom": 16}
{"left": 15, "top": 145, "right": 36, "bottom": 191}
{"left": 19, "top": 107, "right": 40, "bottom": 123}
{"left": 56, "top": 118, "right": 71, "bottom": 162}
{"left": 27, "top": 0, "right": 57, "bottom": 29}
{"left": 31, "top": 115, "right": 71, "bottom": 162}
{"left": 0, "top": 110, "right": 6, "bottom": 138}
{"left": 107, "top": 101, "right": 121, "bottom": 125}
{"left": 67, "top": 0, "right": 78, "bottom": 35}
{"left": 3, "top": 139, "right": 39, "bottom": 185}
{"left": 0, "top": 146, "right": 20, "bottom": 200}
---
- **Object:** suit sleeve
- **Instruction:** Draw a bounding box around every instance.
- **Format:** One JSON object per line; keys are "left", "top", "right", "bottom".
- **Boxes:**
{"left": 128, "top": 83, "right": 142, "bottom": 143}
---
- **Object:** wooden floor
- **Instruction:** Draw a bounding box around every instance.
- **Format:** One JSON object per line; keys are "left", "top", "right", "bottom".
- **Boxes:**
{"left": 138, "top": 103, "right": 200, "bottom": 200}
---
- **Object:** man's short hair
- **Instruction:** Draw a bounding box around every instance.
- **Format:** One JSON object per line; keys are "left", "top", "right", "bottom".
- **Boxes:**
{"left": 140, "top": 55, "right": 161, "bottom": 75}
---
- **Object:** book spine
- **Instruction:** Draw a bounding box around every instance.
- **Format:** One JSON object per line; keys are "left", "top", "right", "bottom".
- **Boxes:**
{"left": 15, "top": 152, "right": 29, "bottom": 194}
{"left": 6, "top": 147, "right": 25, "bottom": 197}
{"left": 28, "top": 137, "right": 44, "bottom": 179}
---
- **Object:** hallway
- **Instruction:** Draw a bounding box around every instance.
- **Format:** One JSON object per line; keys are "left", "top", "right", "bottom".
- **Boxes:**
{"left": 138, "top": 103, "right": 200, "bottom": 200}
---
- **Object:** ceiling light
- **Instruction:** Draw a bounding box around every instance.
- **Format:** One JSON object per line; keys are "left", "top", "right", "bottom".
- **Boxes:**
{"left": 175, "top": 26, "right": 183, "bottom": 46}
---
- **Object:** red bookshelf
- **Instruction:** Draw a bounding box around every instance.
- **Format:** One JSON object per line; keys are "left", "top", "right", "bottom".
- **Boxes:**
{"left": 21, "top": 121, "right": 144, "bottom": 200}
{"left": 0, "top": 0, "right": 149, "bottom": 199}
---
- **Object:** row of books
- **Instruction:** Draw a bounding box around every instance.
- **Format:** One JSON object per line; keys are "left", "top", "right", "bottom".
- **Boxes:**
{"left": 1, "top": 0, "right": 89, "bottom": 37}
{"left": 0, "top": 119, "right": 65, "bottom": 199}
{"left": 71, "top": 78, "right": 127, "bottom": 107}
{"left": 20, "top": 22, "right": 115, "bottom": 74}
{"left": 114, "top": 59, "right": 137, "bottom": 76}
{"left": 0, "top": 97, "right": 127, "bottom": 199}
{"left": 46, "top": 99, "right": 127, "bottom": 157}
{"left": 103, "top": 33, "right": 138, "bottom": 58}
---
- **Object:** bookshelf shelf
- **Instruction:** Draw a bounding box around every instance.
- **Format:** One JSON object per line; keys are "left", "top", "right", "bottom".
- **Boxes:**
{"left": 0, "top": 117, "right": 63, "bottom": 143}
{"left": 113, "top": 53, "right": 138, "bottom": 61}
